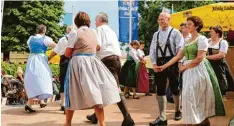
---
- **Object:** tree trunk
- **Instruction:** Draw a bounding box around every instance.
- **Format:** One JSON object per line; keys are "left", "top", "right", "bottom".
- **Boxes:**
{"left": 3, "top": 51, "right": 10, "bottom": 61}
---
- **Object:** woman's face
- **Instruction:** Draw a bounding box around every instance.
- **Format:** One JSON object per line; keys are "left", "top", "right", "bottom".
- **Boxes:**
{"left": 210, "top": 29, "right": 218, "bottom": 39}
{"left": 187, "top": 20, "right": 197, "bottom": 33}
{"left": 139, "top": 44, "right": 145, "bottom": 50}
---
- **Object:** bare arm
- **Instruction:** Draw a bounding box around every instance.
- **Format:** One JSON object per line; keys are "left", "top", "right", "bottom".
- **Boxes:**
{"left": 49, "top": 42, "right": 56, "bottom": 49}
{"left": 184, "top": 50, "right": 206, "bottom": 69}
{"left": 48, "top": 51, "right": 57, "bottom": 61}
{"left": 160, "top": 49, "right": 184, "bottom": 70}
{"left": 206, "top": 51, "right": 226, "bottom": 60}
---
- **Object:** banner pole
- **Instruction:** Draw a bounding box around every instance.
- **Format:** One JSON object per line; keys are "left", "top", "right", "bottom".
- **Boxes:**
{"left": 129, "top": 0, "right": 132, "bottom": 43}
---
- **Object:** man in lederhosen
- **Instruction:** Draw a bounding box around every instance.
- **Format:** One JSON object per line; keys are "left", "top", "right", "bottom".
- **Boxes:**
{"left": 86, "top": 12, "right": 135, "bottom": 126}
{"left": 48, "top": 26, "right": 72, "bottom": 114}
{"left": 149, "top": 12, "right": 184, "bottom": 126}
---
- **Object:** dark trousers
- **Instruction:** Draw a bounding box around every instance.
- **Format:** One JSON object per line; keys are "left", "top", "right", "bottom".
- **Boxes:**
{"left": 101, "top": 55, "right": 121, "bottom": 86}
{"left": 154, "top": 57, "right": 180, "bottom": 96}
{"left": 59, "top": 55, "right": 69, "bottom": 93}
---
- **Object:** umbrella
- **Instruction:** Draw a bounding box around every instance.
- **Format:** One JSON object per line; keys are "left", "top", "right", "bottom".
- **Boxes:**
{"left": 170, "top": 2, "right": 234, "bottom": 31}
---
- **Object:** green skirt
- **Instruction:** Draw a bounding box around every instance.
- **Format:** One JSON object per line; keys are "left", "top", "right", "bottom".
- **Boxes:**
{"left": 119, "top": 60, "right": 139, "bottom": 88}
{"left": 204, "top": 59, "right": 226, "bottom": 116}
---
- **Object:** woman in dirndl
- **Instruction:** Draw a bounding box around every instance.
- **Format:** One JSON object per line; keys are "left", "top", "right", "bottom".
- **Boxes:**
{"left": 207, "top": 25, "right": 234, "bottom": 95}
{"left": 158, "top": 16, "right": 225, "bottom": 125}
{"left": 24, "top": 24, "right": 56, "bottom": 112}
{"left": 136, "top": 41, "right": 152, "bottom": 96}
{"left": 119, "top": 40, "right": 141, "bottom": 99}
{"left": 64, "top": 12, "right": 120, "bottom": 126}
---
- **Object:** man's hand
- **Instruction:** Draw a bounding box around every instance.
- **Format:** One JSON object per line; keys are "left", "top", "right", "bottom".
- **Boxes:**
{"left": 157, "top": 65, "right": 167, "bottom": 72}
{"left": 153, "top": 64, "right": 161, "bottom": 72}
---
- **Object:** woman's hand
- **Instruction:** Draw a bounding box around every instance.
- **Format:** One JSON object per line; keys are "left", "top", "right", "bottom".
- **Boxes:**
{"left": 179, "top": 65, "right": 187, "bottom": 73}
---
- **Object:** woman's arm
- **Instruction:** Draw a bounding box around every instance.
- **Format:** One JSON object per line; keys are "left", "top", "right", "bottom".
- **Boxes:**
{"left": 206, "top": 51, "right": 226, "bottom": 60}
{"left": 159, "top": 49, "right": 184, "bottom": 71}
{"left": 183, "top": 50, "right": 206, "bottom": 69}
{"left": 49, "top": 42, "right": 56, "bottom": 49}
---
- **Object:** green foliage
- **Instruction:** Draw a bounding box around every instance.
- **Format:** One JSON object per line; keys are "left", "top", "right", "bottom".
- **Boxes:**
{"left": 138, "top": 1, "right": 215, "bottom": 55}
{"left": 1, "top": 1, "right": 65, "bottom": 53}
{"left": 1, "top": 62, "right": 60, "bottom": 77}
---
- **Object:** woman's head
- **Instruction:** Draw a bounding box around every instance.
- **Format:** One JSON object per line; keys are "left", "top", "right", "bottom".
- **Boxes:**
{"left": 209, "top": 25, "right": 223, "bottom": 39}
{"left": 74, "top": 11, "right": 91, "bottom": 28}
{"left": 36, "top": 24, "right": 46, "bottom": 34}
{"left": 187, "top": 16, "right": 203, "bottom": 33}
{"left": 130, "top": 40, "right": 140, "bottom": 49}
{"left": 139, "top": 40, "right": 145, "bottom": 50}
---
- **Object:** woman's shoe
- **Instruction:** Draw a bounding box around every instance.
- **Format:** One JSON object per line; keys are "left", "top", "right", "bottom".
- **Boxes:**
{"left": 40, "top": 104, "right": 47, "bottom": 108}
{"left": 25, "top": 105, "right": 36, "bottom": 113}
{"left": 133, "top": 95, "right": 140, "bottom": 99}
{"left": 145, "top": 93, "right": 152, "bottom": 96}
{"left": 124, "top": 93, "right": 130, "bottom": 98}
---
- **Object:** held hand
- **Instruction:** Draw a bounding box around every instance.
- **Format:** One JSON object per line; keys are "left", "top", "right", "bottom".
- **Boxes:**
{"left": 179, "top": 65, "right": 187, "bottom": 73}
{"left": 158, "top": 65, "right": 167, "bottom": 72}
{"left": 153, "top": 65, "right": 161, "bottom": 72}
{"left": 178, "top": 62, "right": 182, "bottom": 69}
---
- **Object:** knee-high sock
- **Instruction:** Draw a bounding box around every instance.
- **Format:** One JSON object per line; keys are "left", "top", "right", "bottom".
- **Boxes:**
{"left": 173, "top": 95, "right": 180, "bottom": 112}
{"left": 60, "top": 93, "right": 65, "bottom": 106}
{"left": 157, "top": 95, "right": 167, "bottom": 121}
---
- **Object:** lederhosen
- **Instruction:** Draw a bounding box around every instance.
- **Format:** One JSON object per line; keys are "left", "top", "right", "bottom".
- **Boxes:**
{"left": 101, "top": 55, "right": 122, "bottom": 87}
{"left": 154, "top": 28, "right": 180, "bottom": 96}
{"left": 59, "top": 37, "right": 70, "bottom": 93}
{"left": 208, "top": 40, "right": 234, "bottom": 95}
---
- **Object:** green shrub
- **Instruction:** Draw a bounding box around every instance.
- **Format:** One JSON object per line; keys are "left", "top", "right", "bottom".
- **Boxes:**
{"left": 1, "top": 62, "right": 59, "bottom": 77}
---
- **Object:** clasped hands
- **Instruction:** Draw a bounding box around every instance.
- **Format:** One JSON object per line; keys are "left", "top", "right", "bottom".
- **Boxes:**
{"left": 153, "top": 63, "right": 187, "bottom": 73}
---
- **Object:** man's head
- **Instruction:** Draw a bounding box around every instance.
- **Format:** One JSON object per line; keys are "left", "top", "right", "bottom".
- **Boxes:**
{"left": 66, "top": 26, "right": 72, "bottom": 34}
{"left": 180, "top": 22, "right": 189, "bottom": 35}
{"left": 158, "top": 12, "right": 170, "bottom": 29}
{"left": 95, "top": 12, "right": 108, "bottom": 27}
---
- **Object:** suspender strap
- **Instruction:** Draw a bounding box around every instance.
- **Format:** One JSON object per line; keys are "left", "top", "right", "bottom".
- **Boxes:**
{"left": 156, "top": 31, "right": 163, "bottom": 59}
{"left": 163, "top": 28, "right": 174, "bottom": 57}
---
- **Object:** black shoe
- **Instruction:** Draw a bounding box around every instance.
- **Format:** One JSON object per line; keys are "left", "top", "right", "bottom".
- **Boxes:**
{"left": 60, "top": 106, "right": 65, "bottom": 111}
{"left": 145, "top": 93, "right": 152, "bottom": 96}
{"left": 86, "top": 113, "right": 98, "bottom": 124}
{"left": 121, "top": 115, "right": 135, "bottom": 126}
{"left": 149, "top": 118, "right": 167, "bottom": 126}
{"left": 25, "top": 105, "right": 36, "bottom": 113}
{"left": 40, "top": 104, "right": 47, "bottom": 108}
{"left": 174, "top": 111, "right": 182, "bottom": 121}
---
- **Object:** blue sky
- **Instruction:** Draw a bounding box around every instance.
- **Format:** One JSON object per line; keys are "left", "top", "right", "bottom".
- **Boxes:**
{"left": 64, "top": 1, "right": 119, "bottom": 35}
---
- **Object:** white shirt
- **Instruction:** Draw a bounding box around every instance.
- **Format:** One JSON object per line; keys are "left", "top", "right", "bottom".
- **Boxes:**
{"left": 53, "top": 36, "right": 68, "bottom": 56}
{"left": 129, "top": 48, "right": 140, "bottom": 63}
{"left": 149, "top": 26, "right": 184, "bottom": 65}
{"left": 27, "top": 34, "right": 53, "bottom": 48}
{"left": 137, "top": 49, "right": 145, "bottom": 58}
{"left": 95, "top": 24, "right": 121, "bottom": 60}
{"left": 208, "top": 39, "right": 229, "bottom": 54}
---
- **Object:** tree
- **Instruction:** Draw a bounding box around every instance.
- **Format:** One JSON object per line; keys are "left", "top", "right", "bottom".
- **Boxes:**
{"left": 138, "top": 1, "right": 215, "bottom": 55}
{"left": 1, "top": 1, "right": 65, "bottom": 60}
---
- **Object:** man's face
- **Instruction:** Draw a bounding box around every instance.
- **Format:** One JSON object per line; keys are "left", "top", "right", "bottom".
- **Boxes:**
{"left": 158, "top": 15, "right": 169, "bottom": 29}
{"left": 180, "top": 25, "right": 189, "bottom": 35}
{"left": 95, "top": 17, "right": 101, "bottom": 28}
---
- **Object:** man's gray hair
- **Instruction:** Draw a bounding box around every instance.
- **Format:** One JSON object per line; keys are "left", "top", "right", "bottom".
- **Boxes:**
{"left": 66, "top": 26, "right": 72, "bottom": 33}
{"left": 36, "top": 24, "right": 46, "bottom": 34}
{"left": 97, "top": 12, "right": 108, "bottom": 23}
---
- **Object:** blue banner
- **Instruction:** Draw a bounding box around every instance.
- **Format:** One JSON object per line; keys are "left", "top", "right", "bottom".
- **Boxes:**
{"left": 118, "top": 0, "right": 139, "bottom": 43}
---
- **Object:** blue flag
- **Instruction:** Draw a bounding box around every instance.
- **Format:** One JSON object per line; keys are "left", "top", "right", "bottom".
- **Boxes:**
{"left": 118, "top": 0, "right": 139, "bottom": 43}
